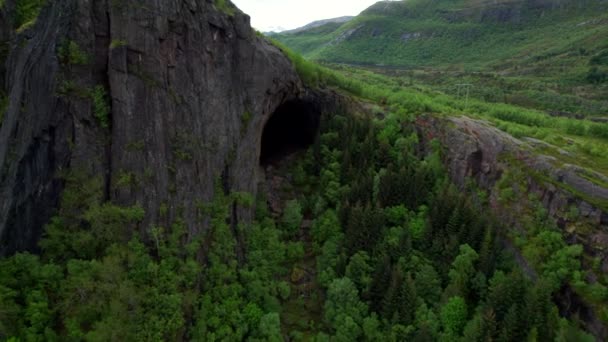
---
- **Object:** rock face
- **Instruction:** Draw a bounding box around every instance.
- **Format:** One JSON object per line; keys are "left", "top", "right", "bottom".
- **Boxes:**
{"left": 0, "top": 0, "right": 311, "bottom": 255}
{"left": 417, "top": 114, "right": 608, "bottom": 339}
{"left": 0, "top": 7, "right": 10, "bottom": 86}
{"left": 418, "top": 115, "right": 608, "bottom": 230}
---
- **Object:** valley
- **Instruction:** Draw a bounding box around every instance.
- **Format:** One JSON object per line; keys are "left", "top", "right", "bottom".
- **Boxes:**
{"left": 0, "top": 0, "right": 607, "bottom": 341}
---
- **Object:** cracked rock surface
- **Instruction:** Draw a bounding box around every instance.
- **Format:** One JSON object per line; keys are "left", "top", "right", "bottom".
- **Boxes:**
{"left": 0, "top": 0, "right": 303, "bottom": 255}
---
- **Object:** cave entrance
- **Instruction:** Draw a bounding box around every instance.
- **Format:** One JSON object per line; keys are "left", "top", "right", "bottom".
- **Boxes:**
{"left": 260, "top": 99, "right": 320, "bottom": 166}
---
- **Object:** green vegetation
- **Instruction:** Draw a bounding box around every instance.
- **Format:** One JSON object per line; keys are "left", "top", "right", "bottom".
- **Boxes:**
{"left": 57, "top": 40, "right": 89, "bottom": 66}
{"left": 275, "top": 0, "right": 608, "bottom": 69}
{"left": 281, "top": 61, "right": 608, "bottom": 188}
{"left": 56, "top": 82, "right": 111, "bottom": 128}
{"left": 587, "top": 66, "right": 608, "bottom": 84}
{"left": 91, "top": 85, "right": 110, "bottom": 128}
{"left": 1, "top": 0, "right": 607, "bottom": 339}
{"left": 13, "top": 0, "right": 46, "bottom": 32}
{"left": 109, "top": 39, "right": 127, "bottom": 49}
{"left": 274, "top": 0, "right": 608, "bottom": 117}
{"left": 0, "top": 83, "right": 598, "bottom": 339}
{"left": 214, "top": 0, "right": 235, "bottom": 16}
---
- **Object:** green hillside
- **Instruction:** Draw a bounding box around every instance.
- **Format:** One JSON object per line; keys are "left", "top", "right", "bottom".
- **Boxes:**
{"left": 274, "top": 0, "right": 608, "bottom": 116}
{"left": 2, "top": 0, "right": 608, "bottom": 340}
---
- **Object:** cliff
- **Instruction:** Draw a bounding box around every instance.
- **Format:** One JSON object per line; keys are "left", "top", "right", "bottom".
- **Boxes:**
{"left": 417, "top": 114, "right": 608, "bottom": 339}
{"left": 0, "top": 0, "right": 309, "bottom": 255}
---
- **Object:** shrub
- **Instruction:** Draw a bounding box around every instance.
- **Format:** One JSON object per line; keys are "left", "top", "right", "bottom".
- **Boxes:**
{"left": 588, "top": 122, "right": 608, "bottom": 139}
{"left": 214, "top": 0, "right": 235, "bottom": 16}
{"left": 109, "top": 39, "right": 127, "bottom": 49}
{"left": 14, "top": 0, "right": 46, "bottom": 31}
{"left": 91, "top": 85, "right": 110, "bottom": 128}
{"left": 58, "top": 40, "right": 88, "bottom": 65}
{"left": 586, "top": 67, "right": 607, "bottom": 84}
{"left": 282, "top": 200, "right": 303, "bottom": 237}
{"left": 590, "top": 50, "right": 608, "bottom": 66}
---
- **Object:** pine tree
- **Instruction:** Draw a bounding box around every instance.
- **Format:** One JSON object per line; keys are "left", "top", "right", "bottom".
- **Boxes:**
{"left": 482, "top": 308, "right": 498, "bottom": 341}
{"left": 397, "top": 272, "right": 417, "bottom": 326}
{"left": 415, "top": 263, "right": 442, "bottom": 305}
{"left": 345, "top": 205, "right": 385, "bottom": 254}
{"left": 445, "top": 244, "right": 479, "bottom": 300}
{"left": 486, "top": 271, "right": 526, "bottom": 322}
{"left": 477, "top": 226, "right": 496, "bottom": 277}
{"left": 382, "top": 267, "right": 404, "bottom": 321}
{"left": 526, "top": 281, "right": 559, "bottom": 342}
{"left": 446, "top": 208, "right": 463, "bottom": 236}
{"left": 497, "top": 304, "right": 526, "bottom": 342}
{"left": 369, "top": 255, "right": 392, "bottom": 311}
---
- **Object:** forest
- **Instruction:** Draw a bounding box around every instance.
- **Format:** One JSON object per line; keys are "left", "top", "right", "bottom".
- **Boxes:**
{"left": 0, "top": 97, "right": 596, "bottom": 340}
{"left": 1, "top": 0, "right": 607, "bottom": 340}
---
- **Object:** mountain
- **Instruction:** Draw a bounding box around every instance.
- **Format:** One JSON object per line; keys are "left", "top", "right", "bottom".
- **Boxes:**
{"left": 1, "top": 0, "right": 608, "bottom": 340}
{"left": 262, "top": 25, "right": 288, "bottom": 34}
{"left": 0, "top": 0, "right": 309, "bottom": 254}
{"left": 280, "top": 16, "right": 354, "bottom": 34}
{"left": 274, "top": 0, "right": 608, "bottom": 117}
{"left": 275, "top": 0, "right": 608, "bottom": 68}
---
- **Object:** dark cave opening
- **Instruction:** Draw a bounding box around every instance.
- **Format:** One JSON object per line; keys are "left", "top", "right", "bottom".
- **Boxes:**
{"left": 260, "top": 99, "right": 320, "bottom": 166}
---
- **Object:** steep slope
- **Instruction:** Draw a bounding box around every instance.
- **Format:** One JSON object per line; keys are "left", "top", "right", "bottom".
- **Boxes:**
{"left": 276, "top": 0, "right": 608, "bottom": 68}
{"left": 280, "top": 16, "right": 354, "bottom": 35}
{"left": 418, "top": 114, "right": 608, "bottom": 338}
{"left": 0, "top": 0, "right": 328, "bottom": 255}
{"left": 0, "top": 0, "right": 607, "bottom": 340}
{"left": 275, "top": 0, "right": 608, "bottom": 116}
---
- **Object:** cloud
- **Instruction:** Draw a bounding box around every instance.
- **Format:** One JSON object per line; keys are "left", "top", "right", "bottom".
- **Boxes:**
{"left": 231, "top": 0, "right": 382, "bottom": 32}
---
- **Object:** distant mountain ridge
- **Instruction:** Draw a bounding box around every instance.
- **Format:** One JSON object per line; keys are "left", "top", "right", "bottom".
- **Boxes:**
{"left": 272, "top": 0, "right": 608, "bottom": 120}
{"left": 273, "top": 0, "right": 608, "bottom": 69}
{"left": 281, "top": 16, "right": 354, "bottom": 34}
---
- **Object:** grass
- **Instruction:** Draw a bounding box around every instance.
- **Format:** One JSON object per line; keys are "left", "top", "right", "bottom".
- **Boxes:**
{"left": 271, "top": 33, "right": 608, "bottom": 212}
{"left": 214, "top": 0, "right": 235, "bottom": 16}
{"left": 274, "top": 0, "right": 608, "bottom": 118}
{"left": 276, "top": 0, "right": 608, "bottom": 69}
{"left": 268, "top": 40, "right": 608, "bottom": 206}
{"left": 269, "top": 38, "right": 366, "bottom": 94}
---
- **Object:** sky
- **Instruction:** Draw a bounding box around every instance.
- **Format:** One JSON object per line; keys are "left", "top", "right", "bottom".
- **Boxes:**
{"left": 231, "top": 0, "right": 381, "bottom": 32}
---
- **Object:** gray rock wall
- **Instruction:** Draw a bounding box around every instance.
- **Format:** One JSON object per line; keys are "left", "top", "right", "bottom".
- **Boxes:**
{"left": 0, "top": 0, "right": 303, "bottom": 255}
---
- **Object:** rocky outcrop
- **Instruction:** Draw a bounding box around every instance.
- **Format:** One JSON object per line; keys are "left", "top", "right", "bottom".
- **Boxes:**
{"left": 328, "top": 25, "right": 365, "bottom": 46}
{"left": 418, "top": 115, "right": 608, "bottom": 230}
{"left": 417, "top": 114, "right": 608, "bottom": 339}
{"left": 419, "top": 116, "right": 522, "bottom": 189}
{"left": 400, "top": 32, "right": 421, "bottom": 42}
{"left": 0, "top": 0, "right": 318, "bottom": 255}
